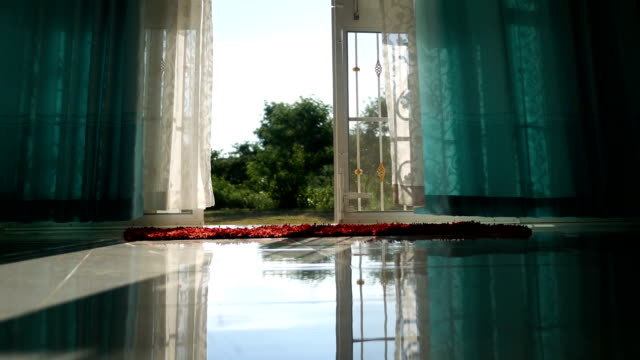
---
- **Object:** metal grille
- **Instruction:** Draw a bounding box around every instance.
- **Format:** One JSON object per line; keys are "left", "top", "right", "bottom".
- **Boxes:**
{"left": 346, "top": 32, "right": 405, "bottom": 212}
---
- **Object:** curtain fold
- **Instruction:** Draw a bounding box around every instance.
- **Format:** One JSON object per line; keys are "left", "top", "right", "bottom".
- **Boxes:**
{"left": 414, "top": 0, "right": 640, "bottom": 217}
{"left": 0, "top": 0, "right": 144, "bottom": 221}
{"left": 141, "top": 0, "right": 215, "bottom": 212}
{"left": 379, "top": 0, "right": 426, "bottom": 207}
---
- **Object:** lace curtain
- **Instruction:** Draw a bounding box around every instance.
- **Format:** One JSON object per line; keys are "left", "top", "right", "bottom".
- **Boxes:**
{"left": 141, "top": 0, "right": 214, "bottom": 212}
{"left": 379, "top": 0, "right": 425, "bottom": 207}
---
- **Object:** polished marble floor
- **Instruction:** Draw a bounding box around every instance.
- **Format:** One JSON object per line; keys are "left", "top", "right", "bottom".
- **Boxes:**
{"left": 1, "top": 226, "right": 640, "bottom": 359}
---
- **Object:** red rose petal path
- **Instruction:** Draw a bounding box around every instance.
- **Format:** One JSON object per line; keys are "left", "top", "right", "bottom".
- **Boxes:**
{"left": 124, "top": 222, "right": 532, "bottom": 241}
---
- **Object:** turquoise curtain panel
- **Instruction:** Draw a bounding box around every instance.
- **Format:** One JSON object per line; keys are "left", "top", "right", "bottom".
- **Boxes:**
{"left": 415, "top": 0, "right": 640, "bottom": 217}
{"left": 0, "top": 0, "right": 144, "bottom": 221}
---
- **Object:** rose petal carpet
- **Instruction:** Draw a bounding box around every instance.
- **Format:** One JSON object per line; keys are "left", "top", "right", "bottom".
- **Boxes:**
{"left": 124, "top": 222, "right": 532, "bottom": 241}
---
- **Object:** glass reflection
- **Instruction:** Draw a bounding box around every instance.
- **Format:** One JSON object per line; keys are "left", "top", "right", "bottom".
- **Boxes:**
{"left": 0, "top": 245, "right": 213, "bottom": 359}
{"left": 1, "top": 234, "right": 639, "bottom": 359}
{"left": 336, "top": 234, "right": 640, "bottom": 360}
{"left": 206, "top": 242, "right": 337, "bottom": 359}
{"left": 338, "top": 240, "right": 428, "bottom": 360}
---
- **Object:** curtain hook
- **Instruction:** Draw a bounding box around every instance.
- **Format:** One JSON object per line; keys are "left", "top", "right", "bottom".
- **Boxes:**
{"left": 353, "top": 0, "right": 359, "bottom": 20}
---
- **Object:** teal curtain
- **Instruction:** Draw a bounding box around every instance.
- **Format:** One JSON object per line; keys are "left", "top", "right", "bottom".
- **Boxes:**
{"left": 415, "top": 0, "right": 640, "bottom": 217}
{"left": 0, "top": 0, "right": 144, "bottom": 221}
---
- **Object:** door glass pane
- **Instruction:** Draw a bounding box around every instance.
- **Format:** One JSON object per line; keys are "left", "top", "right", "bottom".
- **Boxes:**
{"left": 346, "top": 32, "right": 408, "bottom": 212}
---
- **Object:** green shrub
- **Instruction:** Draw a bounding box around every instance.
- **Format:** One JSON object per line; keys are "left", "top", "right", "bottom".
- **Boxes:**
{"left": 212, "top": 176, "right": 274, "bottom": 209}
{"left": 301, "top": 184, "right": 334, "bottom": 210}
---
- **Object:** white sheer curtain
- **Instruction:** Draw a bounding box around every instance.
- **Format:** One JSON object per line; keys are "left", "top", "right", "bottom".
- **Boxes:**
{"left": 379, "top": 0, "right": 425, "bottom": 207}
{"left": 140, "top": 0, "right": 214, "bottom": 212}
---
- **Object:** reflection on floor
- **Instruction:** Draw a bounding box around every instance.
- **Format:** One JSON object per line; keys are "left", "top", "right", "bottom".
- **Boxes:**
{"left": 1, "top": 225, "right": 640, "bottom": 359}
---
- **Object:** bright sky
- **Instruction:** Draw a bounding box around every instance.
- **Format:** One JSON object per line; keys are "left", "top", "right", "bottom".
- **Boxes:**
{"left": 211, "top": 0, "right": 333, "bottom": 154}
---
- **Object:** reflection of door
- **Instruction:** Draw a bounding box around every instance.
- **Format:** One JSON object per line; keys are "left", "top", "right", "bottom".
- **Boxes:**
{"left": 335, "top": 243, "right": 353, "bottom": 360}
{"left": 334, "top": 241, "right": 430, "bottom": 359}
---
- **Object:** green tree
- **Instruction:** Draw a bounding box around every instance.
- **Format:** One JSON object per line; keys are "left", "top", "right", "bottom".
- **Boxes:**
{"left": 248, "top": 97, "right": 333, "bottom": 209}
{"left": 211, "top": 142, "right": 273, "bottom": 209}
{"left": 211, "top": 142, "right": 259, "bottom": 185}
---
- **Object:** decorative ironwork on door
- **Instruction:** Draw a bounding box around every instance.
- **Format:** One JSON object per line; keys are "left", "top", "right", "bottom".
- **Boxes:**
{"left": 346, "top": 32, "right": 406, "bottom": 213}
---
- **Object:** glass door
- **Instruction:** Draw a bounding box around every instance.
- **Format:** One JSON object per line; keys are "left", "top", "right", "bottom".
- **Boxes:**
{"left": 332, "top": 1, "right": 418, "bottom": 223}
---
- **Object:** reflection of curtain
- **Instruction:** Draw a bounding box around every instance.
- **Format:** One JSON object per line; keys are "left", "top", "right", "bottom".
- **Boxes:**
{"left": 130, "top": 250, "right": 210, "bottom": 358}
{"left": 0, "top": 251, "right": 211, "bottom": 357}
{"left": 0, "top": 0, "right": 144, "bottom": 221}
{"left": 379, "top": 0, "right": 425, "bottom": 207}
{"left": 141, "top": 0, "right": 215, "bottom": 211}
{"left": 415, "top": 0, "right": 640, "bottom": 217}
{"left": 419, "top": 235, "right": 634, "bottom": 359}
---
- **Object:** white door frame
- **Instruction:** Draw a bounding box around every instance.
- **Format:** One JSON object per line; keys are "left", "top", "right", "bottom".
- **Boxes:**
{"left": 332, "top": 0, "right": 383, "bottom": 224}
